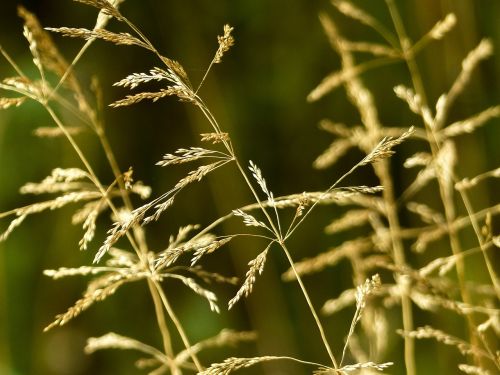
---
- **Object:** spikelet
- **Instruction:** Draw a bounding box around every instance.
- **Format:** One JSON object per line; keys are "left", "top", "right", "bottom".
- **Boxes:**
{"left": 398, "top": 326, "right": 489, "bottom": 359}
{"left": 93, "top": 0, "right": 125, "bottom": 30}
{"left": 0, "top": 97, "right": 26, "bottom": 109}
{"left": 0, "top": 191, "right": 101, "bottom": 242}
{"left": 228, "top": 244, "right": 270, "bottom": 309}
{"left": 394, "top": 85, "right": 423, "bottom": 115}
{"left": 44, "top": 266, "right": 106, "bottom": 279}
{"left": 113, "top": 62, "right": 190, "bottom": 93}
{"left": 341, "top": 186, "right": 385, "bottom": 195}
{"left": 174, "top": 275, "right": 220, "bottom": 313}
{"left": 458, "top": 364, "right": 492, "bottom": 375}
{"left": 455, "top": 168, "right": 500, "bottom": 190}
{"left": 201, "top": 132, "right": 230, "bottom": 144}
{"left": 18, "top": 5, "right": 71, "bottom": 81}
{"left": 2, "top": 76, "right": 42, "bottom": 98}
{"left": 113, "top": 67, "right": 171, "bottom": 89}
{"left": 419, "top": 255, "right": 457, "bottom": 277}
{"left": 191, "top": 236, "right": 234, "bottom": 265}
{"left": 407, "top": 202, "right": 444, "bottom": 225}
{"left": 22, "top": 25, "right": 44, "bottom": 79}
{"left": 79, "top": 208, "right": 99, "bottom": 250}
{"left": 44, "top": 272, "right": 141, "bottom": 331}
{"left": 214, "top": 25, "right": 235, "bottom": 63}
{"left": 188, "top": 266, "right": 239, "bottom": 286}
{"left": 313, "top": 138, "right": 353, "bottom": 169}
{"left": 359, "top": 127, "right": 415, "bottom": 166}
{"left": 401, "top": 164, "right": 436, "bottom": 201}
{"left": 435, "top": 141, "right": 456, "bottom": 193}
{"left": 46, "top": 27, "right": 148, "bottom": 49}
{"left": 33, "top": 126, "right": 84, "bottom": 137}
{"left": 84, "top": 332, "right": 166, "bottom": 365}
{"left": 199, "top": 356, "right": 282, "bottom": 375}
{"left": 428, "top": 13, "right": 457, "bottom": 40}
{"left": 356, "top": 275, "right": 381, "bottom": 310}
{"left": 168, "top": 224, "right": 200, "bottom": 247}
{"left": 282, "top": 237, "right": 373, "bottom": 281}
{"left": 443, "top": 39, "right": 493, "bottom": 116}
{"left": 20, "top": 168, "right": 90, "bottom": 195}
{"left": 341, "top": 40, "right": 398, "bottom": 57}
{"left": 339, "top": 274, "right": 382, "bottom": 365}
{"left": 142, "top": 197, "right": 174, "bottom": 225}
{"left": 331, "top": 1, "right": 380, "bottom": 30}
{"left": 462, "top": 39, "right": 493, "bottom": 74}
{"left": 412, "top": 227, "right": 446, "bottom": 253}
{"left": 308, "top": 67, "right": 362, "bottom": 102}
{"left": 154, "top": 233, "right": 215, "bottom": 270}
{"left": 314, "top": 361, "right": 393, "bottom": 374}
{"left": 248, "top": 160, "right": 275, "bottom": 203}
{"left": 94, "top": 206, "right": 146, "bottom": 263}
{"left": 156, "top": 147, "right": 228, "bottom": 166}
{"left": 175, "top": 162, "right": 225, "bottom": 189}
{"left": 159, "top": 55, "right": 189, "bottom": 83}
{"left": 232, "top": 209, "right": 268, "bottom": 229}
{"left": 322, "top": 289, "right": 356, "bottom": 315}
{"left": 319, "top": 120, "right": 353, "bottom": 137}
{"left": 175, "top": 329, "right": 257, "bottom": 365}
{"left": 324, "top": 209, "right": 371, "bottom": 234}
{"left": 73, "top": 0, "right": 125, "bottom": 21}
{"left": 404, "top": 152, "right": 432, "bottom": 168}
{"left": 441, "top": 106, "right": 500, "bottom": 138}
{"left": 110, "top": 87, "right": 194, "bottom": 107}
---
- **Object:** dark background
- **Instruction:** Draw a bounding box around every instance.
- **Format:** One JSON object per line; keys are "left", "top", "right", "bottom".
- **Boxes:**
{"left": 0, "top": 0, "right": 498, "bottom": 374}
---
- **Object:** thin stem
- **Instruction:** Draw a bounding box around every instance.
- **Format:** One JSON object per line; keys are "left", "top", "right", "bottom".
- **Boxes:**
{"left": 279, "top": 242, "right": 338, "bottom": 368}
{"left": 456, "top": 187, "right": 500, "bottom": 298}
{"left": 195, "top": 58, "right": 216, "bottom": 94}
{"left": 194, "top": 100, "right": 281, "bottom": 239}
{"left": 152, "top": 279, "right": 204, "bottom": 373}
{"left": 284, "top": 158, "right": 361, "bottom": 240}
{"left": 43, "top": 104, "right": 145, "bottom": 258}
{"left": 379, "top": 162, "right": 416, "bottom": 375}
{"left": 147, "top": 279, "right": 181, "bottom": 375}
{"left": 0, "top": 45, "right": 27, "bottom": 78}
{"left": 49, "top": 39, "right": 93, "bottom": 100}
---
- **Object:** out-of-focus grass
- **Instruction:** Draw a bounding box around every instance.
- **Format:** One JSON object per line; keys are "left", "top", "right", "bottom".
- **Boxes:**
{"left": 0, "top": 1, "right": 498, "bottom": 374}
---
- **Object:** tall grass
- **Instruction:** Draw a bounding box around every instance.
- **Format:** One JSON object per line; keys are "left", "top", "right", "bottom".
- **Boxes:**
{"left": 0, "top": 1, "right": 498, "bottom": 374}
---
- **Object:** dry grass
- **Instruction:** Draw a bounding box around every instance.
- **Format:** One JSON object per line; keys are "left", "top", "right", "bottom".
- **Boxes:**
{"left": 0, "top": 0, "right": 498, "bottom": 374}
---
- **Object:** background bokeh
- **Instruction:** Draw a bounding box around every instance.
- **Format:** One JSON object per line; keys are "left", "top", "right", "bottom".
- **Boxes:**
{"left": 0, "top": 0, "right": 498, "bottom": 374}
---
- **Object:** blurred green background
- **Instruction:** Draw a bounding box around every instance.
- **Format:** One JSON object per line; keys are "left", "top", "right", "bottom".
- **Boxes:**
{"left": 0, "top": 0, "right": 498, "bottom": 374}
